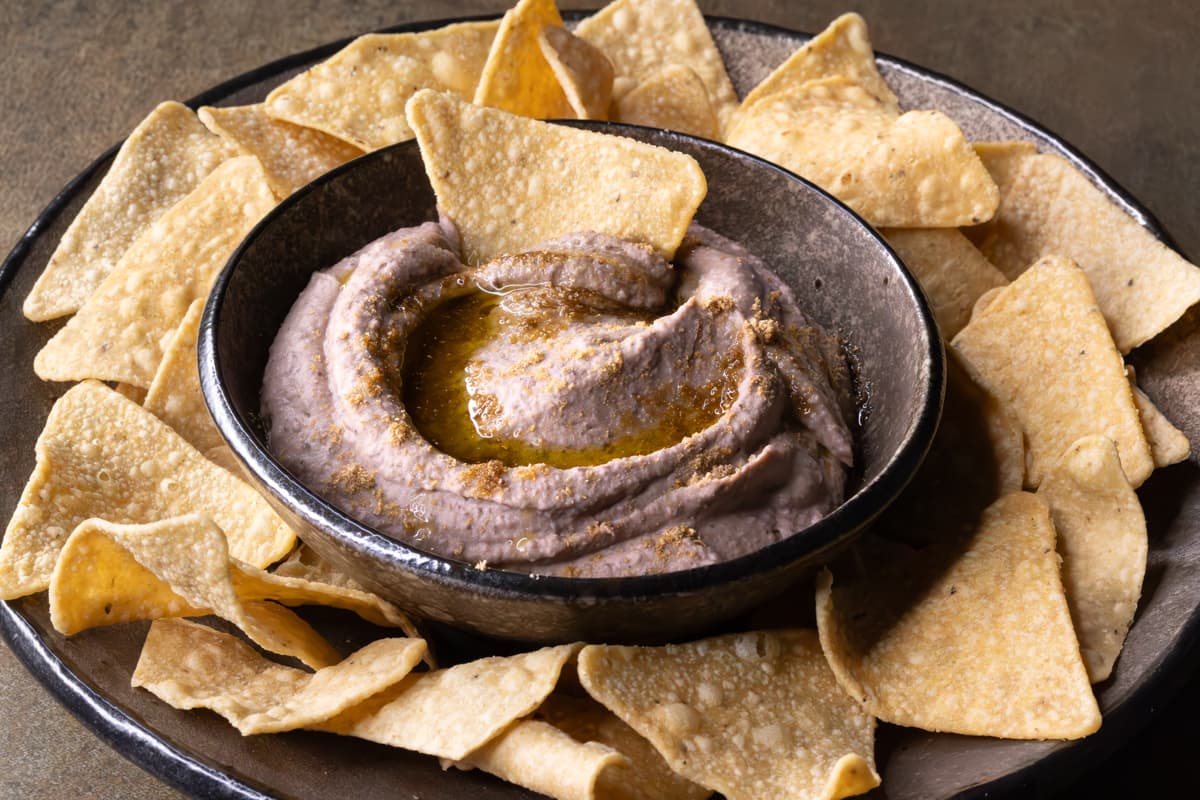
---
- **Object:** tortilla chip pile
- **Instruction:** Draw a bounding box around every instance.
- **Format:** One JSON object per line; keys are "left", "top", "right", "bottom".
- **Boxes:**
{"left": 4, "top": 1, "right": 1199, "bottom": 798}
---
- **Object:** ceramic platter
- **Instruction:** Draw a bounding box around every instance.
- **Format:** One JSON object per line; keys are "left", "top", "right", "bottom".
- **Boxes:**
{"left": 2, "top": 14, "right": 1199, "bottom": 800}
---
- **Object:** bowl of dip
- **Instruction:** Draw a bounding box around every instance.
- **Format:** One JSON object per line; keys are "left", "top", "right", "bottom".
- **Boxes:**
{"left": 199, "top": 122, "right": 944, "bottom": 643}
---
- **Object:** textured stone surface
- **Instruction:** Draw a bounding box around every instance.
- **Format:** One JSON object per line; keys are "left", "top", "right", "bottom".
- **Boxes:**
{"left": 2, "top": 1, "right": 1198, "bottom": 799}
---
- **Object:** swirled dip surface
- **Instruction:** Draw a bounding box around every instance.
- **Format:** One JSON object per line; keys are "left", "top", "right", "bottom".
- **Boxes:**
{"left": 262, "top": 220, "right": 854, "bottom": 577}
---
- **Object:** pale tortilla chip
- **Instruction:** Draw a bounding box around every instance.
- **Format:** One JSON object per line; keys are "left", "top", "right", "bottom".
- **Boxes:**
{"left": 272, "top": 542, "right": 365, "bottom": 590}
{"left": 968, "top": 143, "right": 1200, "bottom": 352}
{"left": 1127, "top": 366, "right": 1191, "bottom": 467}
{"left": 578, "top": 630, "right": 879, "bottom": 800}
{"left": 198, "top": 103, "right": 363, "bottom": 197}
{"left": 614, "top": 65, "right": 721, "bottom": 140}
{"left": 143, "top": 298, "right": 223, "bottom": 455}
{"left": 455, "top": 719, "right": 630, "bottom": 800}
{"left": 264, "top": 21, "right": 499, "bottom": 150}
{"left": 133, "top": 618, "right": 426, "bottom": 734}
{"left": 537, "top": 693, "right": 710, "bottom": 800}
{"left": 882, "top": 228, "right": 1008, "bottom": 338}
{"left": 737, "top": 13, "right": 897, "bottom": 117}
{"left": 575, "top": 0, "right": 738, "bottom": 133}
{"left": 23, "top": 101, "right": 238, "bottom": 321}
{"left": 34, "top": 156, "right": 276, "bottom": 388}
{"left": 951, "top": 254, "right": 1153, "bottom": 487}
{"left": 474, "top": 0, "right": 573, "bottom": 119}
{"left": 871, "top": 351, "right": 1024, "bottom": 548}
{"left": 817, "top": 492, "right": 1101, "bottom": 739}
{"left": 726, "top": 77, "right": 998, "bottom": 228}
{"left": 538, "top": 25, "right": 613, "bottom": 121}
{"left": 48, "top": 513, "right": 417, "bottom": 669}
{"left": 314, "top": 643, "right": 581, "bottom": 760}
{"left": 1038, "top": 436, "right": 1147, "bottom": 683}
{"left": 0, "top": 381, "right": 295, "bottom": 598}
{"left": 406, "top": 90, "right": 706, "bottom": 264}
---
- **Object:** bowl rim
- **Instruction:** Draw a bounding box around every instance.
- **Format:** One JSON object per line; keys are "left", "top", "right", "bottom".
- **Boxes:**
{"left": 198, "top": 121, "right": 946, "bottom": 601}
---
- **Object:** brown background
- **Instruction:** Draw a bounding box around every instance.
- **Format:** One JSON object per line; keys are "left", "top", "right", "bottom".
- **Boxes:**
{"left": 1, "top": 1, "right": 1197, "bottom": 798}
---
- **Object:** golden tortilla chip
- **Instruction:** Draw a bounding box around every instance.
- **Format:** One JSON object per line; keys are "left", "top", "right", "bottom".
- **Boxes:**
{"left": 23, "top": 101, "right": 238, "bottom": 321}
{"left": 50, "top": 516, "right": 337, "bottom": 668}
{"left": 726, "top": 77, "right": 998, "bottom": 228}
{"left": 133, "top": 618, "right": 426, "bottom": 734}
{"left": 49, "top": 513, "right": 417, "bottom": 668}
{"left": 538, "top": 25, "right": 613, "bottom": 121}
{"left": 614, "top": 65, "right": 721, "bottom": 140}
{"left": 34, "top": 156, "right": 276, "bottom": 388}
{"left": 578, "top": 630, "right": 879, "bottom": 800}
{"left": 968, "top": 143, "right": 1200, "bottom": 351}
{"left": 264, "top": 21, "right": 500, "bottom": 150}
{"left": 142, "top": 298, "right": 223, "bottom": 455}
{"left": 406, "top": 89, "right": 706, "bottom": 264}
{"left": 737, "top": 13, "right": 897, "bottom": 117}
{"left": 871, "top": 351, "right": 1024, "bottom": 548}
{"left": 951, "top": 254, "right": 1153, "bottom": 487}
{"left": 882, "top": 228, "right": 1008, "bottom": 339}
{"left": 1127, "top": 366, "right": 1191, "bottom": 467}
{"left": 0, "top": 381, "right": 295, "bottom": 598}
{"left": 537, "top": 693, "right": 710, "bottom": 800}
{"left": 454, "top": 719, "right": 630, "bottom": 800}
{"left": 474, "top": 0, "right": 573, "bottom": 119}
{"left": 575, "top": 0, "right": 738, "bottom": 133}
{"left": 1038, "top": 436, "right": 1147, "bottom": 683}
{"left": 817, "top": 492, "right": 1101, "bottom": 739}
{"left": 314, "top": 643, "right": 581, "bottom": 760}
{"left": 198, "top": 103, "right": 363, "bottom": 198}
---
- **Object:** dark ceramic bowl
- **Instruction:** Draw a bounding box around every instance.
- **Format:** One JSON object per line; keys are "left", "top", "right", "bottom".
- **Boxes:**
{"left": 199, "top": 123, "right": 944, "bottom": 643}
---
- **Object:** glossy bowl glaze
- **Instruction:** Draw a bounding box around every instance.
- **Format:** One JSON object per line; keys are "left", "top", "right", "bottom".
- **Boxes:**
{"left": 199, "top": 123, "right": 944, "bottom": 643}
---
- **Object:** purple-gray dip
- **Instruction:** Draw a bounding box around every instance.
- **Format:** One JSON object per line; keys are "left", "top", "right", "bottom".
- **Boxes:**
{"left": 262, "top": 220, "right": 853, "bottom": 577}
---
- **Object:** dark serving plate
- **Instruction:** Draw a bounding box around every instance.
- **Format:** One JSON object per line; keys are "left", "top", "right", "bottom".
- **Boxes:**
{"left": 2, "top": 12, "right": 1199, "bottom": 800}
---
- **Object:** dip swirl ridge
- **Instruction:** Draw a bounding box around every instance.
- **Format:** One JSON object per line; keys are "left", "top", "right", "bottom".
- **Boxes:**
{"left": 262, "top": 219, "right": 853, "bottom": 577}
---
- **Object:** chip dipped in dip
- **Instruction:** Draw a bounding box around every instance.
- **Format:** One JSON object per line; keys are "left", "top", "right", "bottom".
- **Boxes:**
{"left": 262, "top": 219, "right": 854, "bottom": 577}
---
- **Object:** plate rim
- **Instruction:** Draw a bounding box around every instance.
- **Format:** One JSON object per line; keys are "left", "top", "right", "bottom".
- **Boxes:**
{"left": 2, "top": 11, "right": 1198, "bottom": 800}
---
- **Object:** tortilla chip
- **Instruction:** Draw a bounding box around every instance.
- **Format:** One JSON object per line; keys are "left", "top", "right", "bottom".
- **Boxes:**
{"left": 882, "top": 228, "right": 1008, "bottom": 339}
{"left": 1038, "top": 437, "right": 1147, "bottom": 683}
{"left": 474, "top": 0, "right": 573, "bottom": 119}
{"left": 133, "top": 618, "right": 426, "bottom": 734}
{"left": 198, "top": 103, "right": 363, "bottom": 198}
{"left": 114, "top": 383, "right": 148, "bottom": 404}
{"left": 0, "top": 381, "right": 295, "bottom": 598}
{"left": 817, "top": 492, "right": 1101, "bottom": 739}
{"left": 737, "top": 13, "right": 897, "bottom": 117}
{"left": 23, "top": 101, "right": 238, "bottom": 321}
{"left": 578, "top": 630, "right": 879, "bottom": 800}
{"left": 142, "top": 298, "right": 223, "bottom": 455}
{"left": 314, "top": 643, "right": 581, "bottom": 760}
{"left": 406, "top": 89, "right": 706, "bottom": 264}
{"left": 726, "top": 77, "right": 998, "bottom": 228}
{"left": 455, "top": 719, "right": 630, "bottom": 800}
{"left": 951, "top": 254, "right": 1153, "bottom": 487}
{"left": 538, "top": 26, "right": 613, "bottom": 120}
{"left": 871, "top": 351, "right": 1024, "bottom": 548}
{"left": 537, "top": 693, "right": 710, "bottom": 800}
{"left": 272, "top": 542, "right": 365, "bottom": 590}
{"left": 971, "top": 285, "right": 1004, "bottom": 319}
{"left": 49, "top": 513, "right": 417, "bottom": 668}
{"left": 614, "top": 65, "right": 721, "bottom": 140}
{"left": 1127, "top": 366, "right": 1191, "bottom": 467}
{"left": 264, "top": 21, "right": 499, "bottom": 150}
{"left": 575, "top": 0, "right": 738, "bottom": 133}
{"left": 968, "top": 144, "right": 1200, "bottom": 351}
{"left": 34, "top": 156, "right": 276, "bottom": 388}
